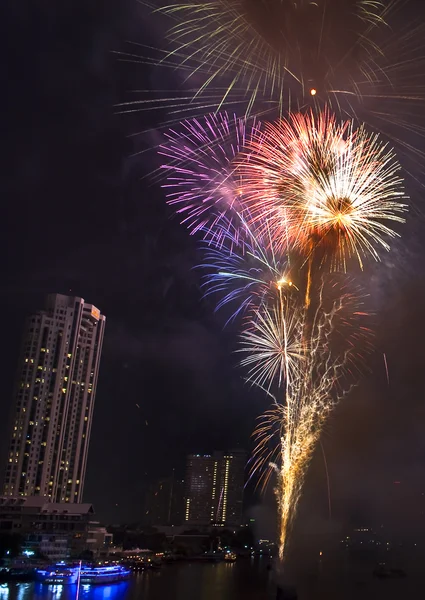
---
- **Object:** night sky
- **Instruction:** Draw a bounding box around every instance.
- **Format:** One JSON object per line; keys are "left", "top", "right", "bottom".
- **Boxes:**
{"left": 2, "top": 0, "right": 425, "bottom": 540}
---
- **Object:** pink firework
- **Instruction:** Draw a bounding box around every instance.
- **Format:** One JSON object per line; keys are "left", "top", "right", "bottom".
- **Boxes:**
{"left": 159, "top": 112, "right": 261, "bottom": 246}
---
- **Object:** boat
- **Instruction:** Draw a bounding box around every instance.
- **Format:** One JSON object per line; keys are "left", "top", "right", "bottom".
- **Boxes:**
{"left": 36, "top": 563, "right": 79, "bottom": 585}
{"left": 80, "top": 564, "right": 131, "bottom": 584}
{"left": 36, "top": 562, "right": 131, "bottom": 585}
{"left": 224, "top": 552, "right": 237, "bottom": 562}
{"left": 373, "top": 562, "right": 406, "bottom": 579}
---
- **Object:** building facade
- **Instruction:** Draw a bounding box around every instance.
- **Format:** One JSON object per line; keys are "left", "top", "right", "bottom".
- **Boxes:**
{"left": 0, "top": 496, "right": 95, "bottom": 560}
{"left": 2, "top": 294, "right": 105, "bottom": 503}
{"left": 86, "top": 521, "right": 113, "bottom": 557}
{"left": 216, "top": 450, "right": 245, "bottom": 526}
{"left": 184, "top": 451, "right": 245, "bottom": 527}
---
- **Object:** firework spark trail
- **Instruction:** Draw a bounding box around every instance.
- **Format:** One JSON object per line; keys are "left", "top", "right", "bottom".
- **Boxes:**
{"left": 242, "top": 279, "right": 364, "bottom": 558}
{"left": 154, "top": 0, "right": 387, "bottom": 114}
{"left": 383, "top": 351, "right": 390, "bottom": 386}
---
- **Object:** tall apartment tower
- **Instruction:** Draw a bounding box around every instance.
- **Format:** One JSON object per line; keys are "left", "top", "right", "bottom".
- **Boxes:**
{"left": 2, "top": 294, "right": 105, "bottom": 503}
{"left": 216, "top": 450, "right": 245, "bottom": 526}
{"left": 184, "top": 450, "right": 245, "bottom": 527}
{"left": 184, "top": 454, "right": 218, "bottom": 525}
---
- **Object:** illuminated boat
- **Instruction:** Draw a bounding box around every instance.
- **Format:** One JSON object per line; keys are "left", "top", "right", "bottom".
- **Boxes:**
{"left": 224, "top": 552, "right": 237, "bottom": 562}
{"left": 80, "top": 564, "right": 131, "bottom": 584}
{"left": 36, "top": 563, "right": 131, "bottom": 585}
{"left": 36, "top": 564, "right": 79, "bottom": 585}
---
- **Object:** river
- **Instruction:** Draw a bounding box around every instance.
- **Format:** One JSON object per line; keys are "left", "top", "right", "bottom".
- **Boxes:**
{"left": 0, "top": 558, "right": 423, "bottom": 600}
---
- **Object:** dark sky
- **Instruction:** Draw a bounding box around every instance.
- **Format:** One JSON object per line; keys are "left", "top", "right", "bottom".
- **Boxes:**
{"left": 1, "top": 0, "right": 265, "bottom": 523}
{"left": 2, "top": 0, "right": 425, "bottom": 539}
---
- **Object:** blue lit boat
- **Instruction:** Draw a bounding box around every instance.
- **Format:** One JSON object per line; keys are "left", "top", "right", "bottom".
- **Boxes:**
{"left": 36, "top": 563, "right": 131, "bottom": 585}
{"left": 36, "top": 564, "right": 79, "bottom": 585}
{"left": 80, "top": 564, "right": 131, "bottom": 584}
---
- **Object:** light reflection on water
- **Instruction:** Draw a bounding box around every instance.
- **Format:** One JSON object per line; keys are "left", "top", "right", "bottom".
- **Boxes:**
{"left": 0, "top": 562, "right": 271, "bottom": 600}
{"left": 0, "top": 560, "right": 422, "bottom": 600}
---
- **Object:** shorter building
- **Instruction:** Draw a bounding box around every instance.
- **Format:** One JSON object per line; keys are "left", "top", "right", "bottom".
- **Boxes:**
{"left": 184, "top": 450, "right": 246, "bottom": 527}
{"left": 0, "top": 496, "right": 94, "bottom": 560}
{"left": 144, "top": 475, "right": 185, "bottom": 526}
{"left": 86, "top": 522, "right": 113, "bottom": 557}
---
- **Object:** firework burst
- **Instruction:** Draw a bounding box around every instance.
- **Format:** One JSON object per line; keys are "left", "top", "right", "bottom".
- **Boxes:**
{"left": 201, "top": 215, "right": 295, "bottom": 321}
{"left": 240, "top": 109, "right": 408, "bottom": 270}
{"left": 160, "top": 112, "right": 260, "bottom": 245}
{"left": 239, "top": 296, "right": 304, "bottom": 391}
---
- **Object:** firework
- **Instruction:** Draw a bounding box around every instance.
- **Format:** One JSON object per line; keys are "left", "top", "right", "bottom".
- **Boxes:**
{"left": 239, "top": 296, "right": 304, "bottom": 391}
{"left": 119, "top": 1, "right": 425, "bottom": 194}
{"left": 240, "top": 109, "right": 407, "bottom": 271}
{"left": 201, "top": 217, "right": 372, "bottom": 557}
{"left": 160, "top": 112, "right": 260, "bottom": 245}
{"left": 201, "top": 215, "right": 295, "bottom": 321}
{"left": 246, "top": 281, "right": 365, "bottom": 559}
{"left": 158, "top": 105, "right": 403, "bottom": 562}
{"left": 155, "top": 0, "right": 386, "bottom": 114}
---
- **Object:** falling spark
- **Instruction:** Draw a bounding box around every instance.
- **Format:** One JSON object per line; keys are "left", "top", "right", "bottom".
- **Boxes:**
{"left": 383, "top": 352, "right": 390, "bottom": 386}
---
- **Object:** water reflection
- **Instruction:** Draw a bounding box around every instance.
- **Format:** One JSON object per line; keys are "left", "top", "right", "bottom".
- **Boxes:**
{"left": 1, "top": 558, "right": 421, "bottom": 600}
{"left": 0, "top": 584, "right": 9, "bottom": 599}
{"left": 0, "top": 563, "right": 269, "bottom": 600}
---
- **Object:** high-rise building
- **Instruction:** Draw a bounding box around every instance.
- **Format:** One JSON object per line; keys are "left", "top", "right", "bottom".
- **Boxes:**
{"left": 2, "top": 294, "right": 105, "bottom": 503}
{"left": 144, "top": 474, "right": 185, "bottom": 526}
{"left": 216, "top": 450, "right": 245, "bottom": 526}
{"left": 184, "top": 450, "right": 245, "bottom": 527}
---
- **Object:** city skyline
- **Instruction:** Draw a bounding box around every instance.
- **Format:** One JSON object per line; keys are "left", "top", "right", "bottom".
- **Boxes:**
{"left": 2, "top": 0, "right": 425, "bottom": 530}
{"left": 2, "top": 294, "right": 105, "bottom": 503}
